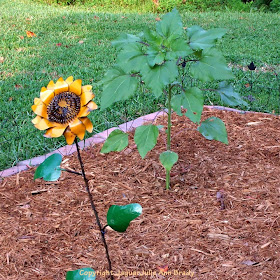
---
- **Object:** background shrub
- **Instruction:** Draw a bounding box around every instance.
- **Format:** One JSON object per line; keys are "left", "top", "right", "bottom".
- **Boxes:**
{"left": 269, "top": 0, "right": 280, "bottom": 11}
{"left": 33, "top": 0, "right": 280, "bottom": 12}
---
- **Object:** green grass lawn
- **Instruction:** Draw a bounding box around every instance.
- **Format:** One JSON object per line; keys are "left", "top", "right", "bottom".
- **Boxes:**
{"left": 0, "top": 0, "right": 279, "bottom": 171}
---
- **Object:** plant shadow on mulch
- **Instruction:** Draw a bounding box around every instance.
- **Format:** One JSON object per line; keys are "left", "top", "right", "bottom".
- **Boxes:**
{"left": 0, "top": 108, "right": 280, "bottom": 280}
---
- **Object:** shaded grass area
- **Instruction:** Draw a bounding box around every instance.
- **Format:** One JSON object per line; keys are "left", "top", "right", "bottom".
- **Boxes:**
{"left": 0, "top": 0, "right": 279, "bottom": 171}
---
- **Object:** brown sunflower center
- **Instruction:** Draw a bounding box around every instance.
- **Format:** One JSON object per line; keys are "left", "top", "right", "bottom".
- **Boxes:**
{"left": 47, "top": 92, "right": 81, "bottom": 124}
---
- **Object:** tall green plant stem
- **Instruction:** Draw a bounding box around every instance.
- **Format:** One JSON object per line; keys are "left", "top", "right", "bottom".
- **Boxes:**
{"left": 166, "top": 84, "right": 172, "bottom": 190}
{"left": 74, "top": 138, "right": 114, "bottom": 280}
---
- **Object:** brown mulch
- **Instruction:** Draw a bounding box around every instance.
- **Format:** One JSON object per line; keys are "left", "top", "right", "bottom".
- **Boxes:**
{"left": 0, "top": 108, "right": 280, "bottom": 280}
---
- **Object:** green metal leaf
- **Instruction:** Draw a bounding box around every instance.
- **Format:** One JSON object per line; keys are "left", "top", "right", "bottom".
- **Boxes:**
{"left": 112, "top": 33, "right": 142, "bottom": 50}
{"left": 66, "top": 268, "right": 96, "bottom": 280}
{"left": 134, "top": 124, "right": 159, "bottom": 158}
{"left": 217, "top": 81, "right": 248, "bottom": 106}
{"left": 100, "top": 66, "right": 138, "bottom": 110}
{"left": 101, "top": 129, "right": 128, "bottom": 153}
{"left": 156, "top": 125, "right": 164, "bottom": 130}
{"left": 171, "top": 87, "right": 204, "bottom": 123}
{"left": 141, "top": 61, "right": 178, "bottom": 98}
{"left": 190, "top": 48, "right": 234, "bottom": 82}
{"left": 187, "top": 25, "right": 227, "bottom": 50}
{"left": 198, "top": 117, "right": 228, "bottom": 144}
{"left": 159, "top": 151, "right": 178, "bottom": 171}
{"left": 107, "top": 203, "right": 142, "bottom": 232}
{"left": 34, "top": 153, "right": 62, "bottom": 181}
{"left": 156, "top": 8, "right": 183, "bottom": 38}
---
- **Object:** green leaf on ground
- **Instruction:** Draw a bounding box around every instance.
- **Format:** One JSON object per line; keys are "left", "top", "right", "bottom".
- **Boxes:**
{"left": 190, "top": 48, "right": 234, "bottom": 82}
{"left": 217, "top": 81, "right": 248, "bottom": 106}
{"left": 101, "top": 129, "right": 128, "bottom": 153}
{"left": 107, "top": 203, "right": 142, "bottom": 232}
{"left": 134, "top": 124, "right": 159, "bottom": 158}
{"left": 66, "top": 268, "right": 96, "bottom": 280}
{"left": 187, "top": 25, "right": 227, "bottom": 50}
{"left": 198, "top": 117, "right": 228, "bottom": 144}
{"left": 100, "top": 66, "right": 138, "bottom": 110}
{"left": 171, "top": 87, "right": 204, "bottom": 123}
{"left": 159, "top": 151, "right": 178, "bottom": 171}
{"left": 34, "top": 153, "right": 62, "bottom": 181}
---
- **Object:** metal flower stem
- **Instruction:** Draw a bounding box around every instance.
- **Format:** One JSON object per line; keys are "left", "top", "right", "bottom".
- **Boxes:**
{"left": 74, "top": 138, "right": 114, "bottom": 280}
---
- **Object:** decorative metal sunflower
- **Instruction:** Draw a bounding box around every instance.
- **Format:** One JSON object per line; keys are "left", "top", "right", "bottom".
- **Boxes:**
{"left": 32, "top": 76, "right": 97, "bottom": 145}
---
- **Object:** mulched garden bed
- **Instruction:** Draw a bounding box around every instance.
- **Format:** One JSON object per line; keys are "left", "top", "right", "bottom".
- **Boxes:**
{"left": 0, "top": 107, "right": 279, "bottom": 280}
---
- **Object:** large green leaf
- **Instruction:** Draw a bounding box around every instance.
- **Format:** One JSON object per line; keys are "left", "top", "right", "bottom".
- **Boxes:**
{"left": 190, "top": 48, "right": 234, "bottom": 82}
{"left": 117, "top": 43, "right": 149, "bottom": 72}
{"left": 141, "top": 61, "right": 178, "bottom": 97}
{"left": 144, "top": 27, "right": 163, "bottom": 46}
{"left": 187, "top": 25, "right": 227, "bottom": 50}
{"left": 217, "top": 81, "right": 248, "bottom": 106}
{"left": 159, "top": 151, "right": 178, "bottom": 171}
{"left": 100, "top": 66, "right": 138, "bottom": 110}
{"left": 198, "top": 117, "right": 228, "bottom": 144}
{"left": 134, "top": 124, "right": 159, "bottom": 158}
{"left": 156, "top": 8, "right": 183, "bottom": 38}
{"left": 144, "top": 29, "right": 192, "bottom": 66}
{"left": 101, "top": 129, "right": 128, "bottom": 153}
{"left": 66, "top": 268, "right": 96, "bottom": 280}
{"left": 107, "top": 203, "right": 142, "bottom": 232}
{"left": 171, "top": 87, "right": 204, "bottom": 123}
{"left": 165, "top": 37, "right": 193, "bottom": 60}
{"left": 146, "top": 45, "right": 166, "bottom": 67}
{"left": 112, "top": 33, "right": 142, "bottom": 50}
{"left": 34, "top": 153, "right": 62, "bottom": 181}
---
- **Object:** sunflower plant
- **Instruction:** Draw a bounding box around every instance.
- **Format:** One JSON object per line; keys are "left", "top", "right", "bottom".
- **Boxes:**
{"left": 32, "top": 77, "right": 142, "bottom": 280}
{"left": 100, "top": 8, "right": 247, "bottom": 190}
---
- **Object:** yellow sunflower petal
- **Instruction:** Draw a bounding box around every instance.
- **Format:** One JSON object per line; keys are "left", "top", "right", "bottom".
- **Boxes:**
{"left": 87, "top": 101, "right": 98, "bottom": 111}
{"left": 69, "top": 119, "right": 86, "bottom": 140}
{"left": 80, "top": 90, "right": 95, "bottom": 106}
{"left": 32, "top": 115, "right": 41, "bottom": 125}
{"left": 34, "top": 118, "right": 54, "bottom": 130}
{"left": 69, "top": 79, "right": 82, "bottom": 95}
{"left": 77, "top": 106, "right": 90, "bottom": 118}
{"left": 44, "top": 125, "right": 67, "bottom": 138}
{"left": 80, "top": 117, "right": 93, "bottom": 133}
{"left": 65, "top": 76, "right": 74, "bottom": 85}
{"left": 40, "top": 89, "right": 55, "bottom": 105}
{"left": 63, "top": 128, "right": 76, "bottom": 145}
{"left": 32, "top": 102, "right": 48, "bottom": 119}
{"left": 41, "top": 87, "right": 47, "bottom": 92}
{"left": 54, "top": 77, "right": 69, "bottom": 94}
{"left": 34, "top": 97, "right": 41, "bottom": 105}
{"left": 82, "top": 85, "right": 93, "bottom": 94}
{"left": 47, "top": 80, "right": 55, "bottom": 91}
